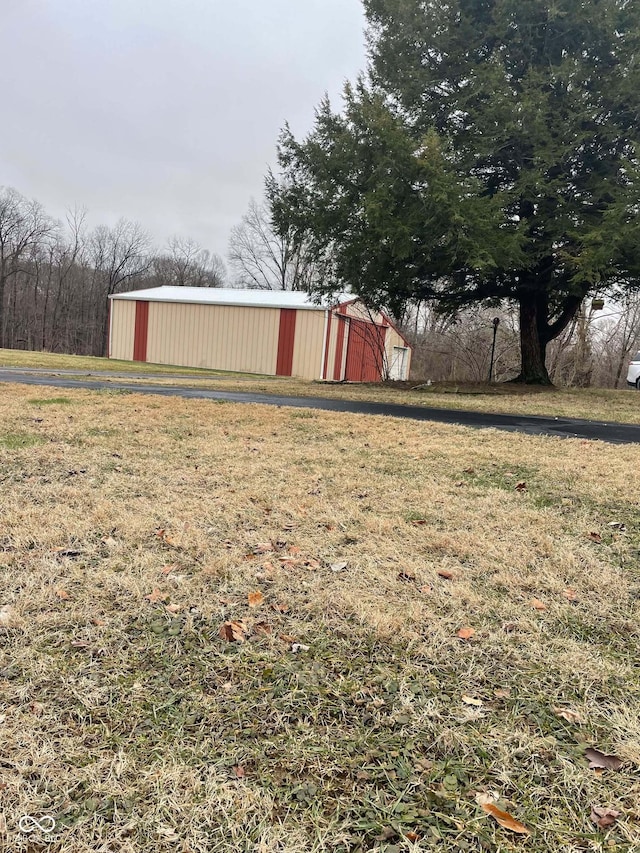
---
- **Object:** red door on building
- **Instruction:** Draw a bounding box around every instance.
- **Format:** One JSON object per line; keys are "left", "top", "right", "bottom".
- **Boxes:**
{"left": 344, "top": 319, "right": 387, "bottom": 382}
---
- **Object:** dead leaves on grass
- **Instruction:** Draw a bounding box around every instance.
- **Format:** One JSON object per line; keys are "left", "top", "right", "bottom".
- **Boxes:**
{"left": 247, "top": 591, "right": 264, "bottom": 608}
{"left": 218, "top": 621, "right": 247, "bottom": 643}
{"left": 461, "top": 695, "right": 483, "bottom": 707}
{"left": 437, "top": 569, "right": 455, "bottom": 580}
{"left": 0, "top": 604, "right": 17, "bottom": 628}
{"left": 481, "top": 803, "right": 530, "bottom": 835}
{"left": 145, "top": 588, "right": 168, "bottom": 604}
{"left": 585, "top": 748, "right": 623, "bottom": 771}
{"left": 553, "top": 707, "right": 583, "bottom": 725}
{"left": 456, "top": 627, "right": 475, "bottom": 640}
{"left": 591, "top": 806, "right": 621, "bottom": 829}
{"left": 530, "top": 598, "right": 547, "bottom": 611}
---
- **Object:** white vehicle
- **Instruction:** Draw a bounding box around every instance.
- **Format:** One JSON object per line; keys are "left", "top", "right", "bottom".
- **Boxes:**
{"left": 627, "top": 352, "right": 640, "bottom": 388}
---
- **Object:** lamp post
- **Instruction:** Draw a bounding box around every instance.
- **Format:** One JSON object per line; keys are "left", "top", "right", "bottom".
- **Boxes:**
{"left": 488, "top": 317, "right": 500, "bottom": 382}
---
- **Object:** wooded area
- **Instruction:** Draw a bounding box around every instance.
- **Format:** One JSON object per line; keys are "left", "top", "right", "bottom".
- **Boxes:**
{"left": 0, "top": 187, "right": 224, "bottom": 356}
{"left": 1, "top": 182, "right": 639, "bottom": 386}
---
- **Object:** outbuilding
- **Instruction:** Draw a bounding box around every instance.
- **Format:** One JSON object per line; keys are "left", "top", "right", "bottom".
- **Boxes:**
{"left": 108, "top": 287, "right": 411, "bottom": 381}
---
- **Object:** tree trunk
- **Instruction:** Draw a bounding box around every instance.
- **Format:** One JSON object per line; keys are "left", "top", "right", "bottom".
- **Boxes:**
{"left": 514, "top": 294, "right": 552, "bottom": 384}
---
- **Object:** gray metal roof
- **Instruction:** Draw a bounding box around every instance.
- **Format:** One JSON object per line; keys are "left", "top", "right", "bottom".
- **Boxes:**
{"left": 109, "top": 286, "right": 350, "bottom": 311}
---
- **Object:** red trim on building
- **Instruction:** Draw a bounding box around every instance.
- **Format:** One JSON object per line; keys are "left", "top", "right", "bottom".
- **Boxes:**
{"left": 345, "top": 319, "right": 388, "bottom": 382}
{"left": 322, "top": 310, "right": 332, "bottom": 380}
{"left": 133, "top": 300, "right": 149, "bottom": 362}
{"left": 276, "top": 309, "right": 297, "bottom": 376}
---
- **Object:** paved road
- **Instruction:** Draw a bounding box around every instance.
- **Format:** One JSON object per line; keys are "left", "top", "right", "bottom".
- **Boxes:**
{"left": 1, "top": 369, "right": 639, "bottom": 445}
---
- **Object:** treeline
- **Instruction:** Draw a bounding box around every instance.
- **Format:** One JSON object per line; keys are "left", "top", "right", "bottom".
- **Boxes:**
{"left": 0, "top": 187, "right": 224, "bottom": 356}
{"left": 1, "top": 184, "right": 638, "bottom": 386}
{"left": 404, "top": 297, "right": 640, "bottom": 388}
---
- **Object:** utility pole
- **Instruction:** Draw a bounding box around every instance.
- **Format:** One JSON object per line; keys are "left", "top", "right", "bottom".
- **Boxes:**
{"left": 488, "top": 317, "right": 500, "bottom": 382}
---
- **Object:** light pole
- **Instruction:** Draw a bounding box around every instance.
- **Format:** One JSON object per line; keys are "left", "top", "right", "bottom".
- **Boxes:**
{"left": 488, "top": 317, "right": 500, "bottom": 382}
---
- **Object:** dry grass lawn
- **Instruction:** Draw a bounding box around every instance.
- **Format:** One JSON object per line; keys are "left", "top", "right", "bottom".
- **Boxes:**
{"left": 0, "top": 384, "right": 639, "bottom": 852}
{"left": 0, "top": 348, "right": 246, "bottom": 378}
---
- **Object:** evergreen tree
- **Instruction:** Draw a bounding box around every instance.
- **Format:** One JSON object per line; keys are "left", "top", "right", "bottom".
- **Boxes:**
{"left": 272, "top": 0, "right": 640, "bottom": 383}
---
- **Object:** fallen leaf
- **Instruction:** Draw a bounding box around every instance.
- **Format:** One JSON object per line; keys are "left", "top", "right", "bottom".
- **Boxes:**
{"left": 481, "top": 803, "right": 530, "bottom": 835}
{"left": 55, "top": 589, "right": 70, "bottom": 600}
{"left": 457, "top": 627, "right": 475, "bottom": 640}
{"left": 165, "top": 603, "right": 181, "bottom": 614}
{"left": 52, "top": 548, "right": 82, "bottom": 558}
{"left": 375, "top": 827, "right": 396, "bottom": 842}
{"left": 420, "top": 585, "right": 433, "bottom": 594}
{"left": 219, "top": 621, "right": 246, "bottom": 643}
{"left": 145, "top": 588, "right": 168, "bottom": 604}
{"left": 0, "top": 605, "right": 17, "bottom": 627}
{"left": 305, "top": 558, "right": 322, "bottom": 569}
{"left": 405, "top": 830, "right": 420, "bottom": 842}
{"left": 254, "top": 542, "right": 274, "bottom": 554}
{"left": 515, "top": 482, "right": 527, "bottom": 492}
{"left": 564, "top": 587, "right": 578, "bottom": 602}
{"left": 553, "top": 707, "right": 583, "bottom": 724}
{"left": 279, "top": 633, "right": 296, "bottom": 643}
{"left": 330, "top": 561, "right": 348, "bottom": 573}
{"left": 437, "top": 569, "right": 454, "bottom": 580}
{"left": 585, "top": 748, "right": 623, "bottom": 771}
{"left": 161, "top": 564, "right": 177, "bottom": 576}
{"left": 398, "top": 571, "right": 416, "bottom": 582}
{"left": 531, "top": 598, "right": 547, "bottom": 611}
{"left": 231, "top": 765, "right": 245, "bottom": 778}
{"left": 461, "top": 695, "right": 483, "bottom": 707}
{"left": 475, "top": 791, "right": 500, "bottom": 806}
{"left": 588, "top": 532, "right": 603, "bottom": 544}
{"left": 494, "top": 689, "right": 511, "bottom": 699}
{"left": 157, "top": 825, "right": 180, "bottom": 842}
{"left": 591, "top": 806, "right": 621, "bottom": 829}
{"left": 463, "top": 467, "right": 475, "bottom": 474}
{"left": 254, "top": 621, "right": 272, "bottom": 636}
{"left": 91, "top": 617, "right": 106, "bottom": 626}
{"left": 411, "top": 519, "right": 427, "bottom": 526}
{"left": 271, "top": 602, "right": 289, "bottom": 614}
{"left": 288, "top": 545, "right": 301, "bottom": 555}
{"left": 248, "top": 591, "right": 264, "bottom": 608}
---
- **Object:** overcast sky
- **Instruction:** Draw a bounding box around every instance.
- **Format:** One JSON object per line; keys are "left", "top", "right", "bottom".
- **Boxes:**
{"left": 2, "top": 0, "right": 366, "bottom": 263}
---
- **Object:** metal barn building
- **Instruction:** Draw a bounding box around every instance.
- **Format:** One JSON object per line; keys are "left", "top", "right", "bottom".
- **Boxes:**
{"left": 108, "top": 287, "right": 411, "bottom": 381}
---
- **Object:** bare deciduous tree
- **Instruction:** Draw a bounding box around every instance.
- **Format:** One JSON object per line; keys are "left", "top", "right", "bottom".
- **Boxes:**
{"left": 0, "top": 187, "right": 55, "bottom": 347}
{"left": 228, "top": 199, "right": 316, "bottom": 291}
{"left": 152, "top": 236, "right": 225, "bottom": 288}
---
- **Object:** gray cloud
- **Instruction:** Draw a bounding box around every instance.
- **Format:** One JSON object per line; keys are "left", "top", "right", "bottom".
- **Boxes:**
{"left": 1, "top": 0, "right": 366, "bottom": 258}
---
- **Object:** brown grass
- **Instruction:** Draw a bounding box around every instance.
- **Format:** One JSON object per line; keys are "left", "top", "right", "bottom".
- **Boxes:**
{"left": 0, "top": 385, "right": 639, "bottom": 851}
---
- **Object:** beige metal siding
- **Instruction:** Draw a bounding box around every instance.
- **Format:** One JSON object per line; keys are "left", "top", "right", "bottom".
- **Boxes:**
{"left": 343, "top": 301, "right": 385, "bottom": 324}
{"left": 385, "top": 327, "right": 412, "bottom": 379}
{"left": 323, "top": 312, "right": 339, "bottom": 380}
{"left": 291, "top": 310, "right": 326, "bottom": 379}
{"left": 145, "top": 302, "right": 280, "bottom": 374}
{"left": 109, "top": 299, "right": 136, "bottom": 361}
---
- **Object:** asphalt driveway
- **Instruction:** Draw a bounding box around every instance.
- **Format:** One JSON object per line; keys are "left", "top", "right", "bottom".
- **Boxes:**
{"left": 1, "top": 369, "right": 639, "bottom": 444}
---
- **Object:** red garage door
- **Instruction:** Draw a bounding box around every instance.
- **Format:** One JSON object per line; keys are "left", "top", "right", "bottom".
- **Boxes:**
{"left": 345, "top": 319, "right": 387, "bottom": 382}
